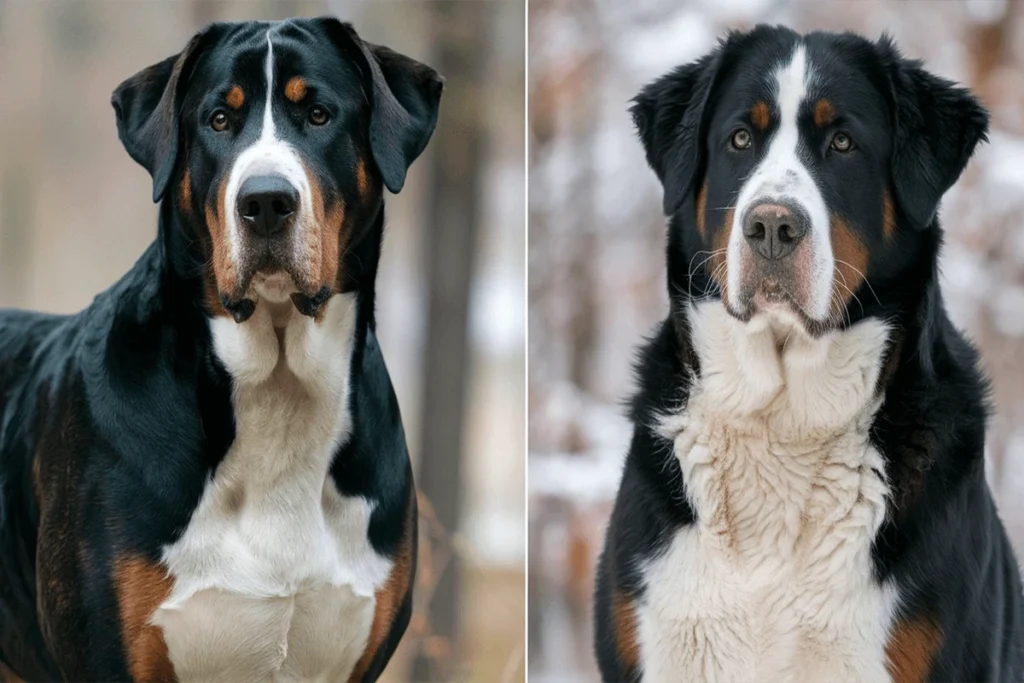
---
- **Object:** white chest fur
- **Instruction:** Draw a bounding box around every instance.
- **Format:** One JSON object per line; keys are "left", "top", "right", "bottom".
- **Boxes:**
{"left": 638, "top": 304, "right": 896, "bottom": 683}
{"left": 153, "top": 293, "right": 392, "bottom": 683}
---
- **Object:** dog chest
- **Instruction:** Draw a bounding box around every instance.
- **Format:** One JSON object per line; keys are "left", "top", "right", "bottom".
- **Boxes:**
{"left": 635, "top": 307, "right": 897, "bottom": 682}
{"left": 638, "top": 414, "right": 895, "bottom": 683}
{"left": 153, "top": 476, "right": 391, "bottom": 683}
{"left": 154, "top": 583, "right": 374, "bottom": 683}
{"left": 151, "top": 293, "right": 392, "bottom": 682}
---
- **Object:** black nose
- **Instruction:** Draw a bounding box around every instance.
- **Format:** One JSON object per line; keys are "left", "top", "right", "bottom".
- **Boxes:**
{"left": 236, "top": 175, "right": 298, "bottom": 237}
{"left": 742, "top": 201, "right": 809, "bottom": 261}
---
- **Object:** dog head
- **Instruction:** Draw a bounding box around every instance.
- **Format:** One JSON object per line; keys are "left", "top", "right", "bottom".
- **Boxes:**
{"left": 112, "top": 18, "right": 443, "bottom": 322}
{"left": 633, "top": 26, "right": 987, "bottom": 338}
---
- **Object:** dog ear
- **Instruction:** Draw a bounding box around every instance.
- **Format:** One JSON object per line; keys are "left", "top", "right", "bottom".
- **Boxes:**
{"left": 321, "top": 19, "right": 444, "bottom": 194}
{"left": 111, "top": 28, "right": 214, "bottom": 203}
{"left": 878, "top": 35, "right": 989, "bottom": 230}
{"left": 631, "top": 48, "right": 722, "bottom": 216}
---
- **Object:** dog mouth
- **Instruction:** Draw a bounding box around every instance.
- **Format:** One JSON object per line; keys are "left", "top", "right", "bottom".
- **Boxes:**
{"left": 749, "top": 278, "right": 808, "bottom": 318}
{"left": 219, "top": 261, "right": 331, "bottom": 323}
{"left": 728, "top": 277, "right": 830, "bottom": 338}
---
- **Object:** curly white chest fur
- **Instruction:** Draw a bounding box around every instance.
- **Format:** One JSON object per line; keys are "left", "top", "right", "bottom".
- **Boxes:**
{"left": 637, "top": 304, "right": 897, "bottom": 683}
{"left": 153, "top": 293, "right": 391, "bottom": 683}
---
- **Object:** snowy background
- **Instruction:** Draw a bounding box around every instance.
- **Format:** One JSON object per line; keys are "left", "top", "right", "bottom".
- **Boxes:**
{"left": 528, "top": 1, "right": 1024, "bottom": 680}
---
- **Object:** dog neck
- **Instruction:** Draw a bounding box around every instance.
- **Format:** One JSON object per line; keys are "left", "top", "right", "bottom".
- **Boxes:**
{"left": 206, "top": 289, "right": 358, "bottom": 483}
{"left": 656, "top": 300, "right": 893, "bottom": 561}
{"left": 664, "top": 301, "right": 890, "bottom": 439}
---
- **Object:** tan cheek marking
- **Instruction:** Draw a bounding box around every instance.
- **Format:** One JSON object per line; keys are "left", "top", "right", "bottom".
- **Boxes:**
{"left": 886, "top": 616, "right": 943, "bottom": 683}
{"left": 307, "top": 169, "right": 325, "bottom": 289}
{"left": 611, "top": 589, "right": 640, "bottom": 671}
{"left": 696, "top": 181, "right": 708, "bottom": 240}
{"left": 355, "top": 158, "right": 369, "bottom": 200}
{"left": 830, "top": 216, "right": 869, "bottom": 315}
{"left": 751, "top": 100, "right": 770, "bottom": 131}
{"left": 710, "top": 207, "right": 735, "bottom": 297}
{"left": 304, "top": 164, "right": 347, "bottom": 305}
{"left": 204, "top": 176, "right": 236, "bottom": 304}
{"left": 114, "top": 555, "right": 175, "bottom": 683}
{"left": 814, "top": 98, "right": 836, "bottom": 128}
{"left": 348, "top": 490, "right": 416, "bottom": 682}
{"left": 226, "top": 85, "right": 245, "bottom": 110}
{"left": 285, "top": 76, "right": 307, "bottom": 103}
{"left": 883, "top": 188, "right": 896, "bottom": 243}
{"left": 179, "top": 168, "right": 192, "bottom": 215}
{"left": 204, "top": 275, "right": 230, "bottom": 318}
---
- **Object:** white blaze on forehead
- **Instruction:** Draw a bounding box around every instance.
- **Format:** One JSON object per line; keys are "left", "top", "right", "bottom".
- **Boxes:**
{"left": 261, "top": 32, "right": 276, "bottom": 139}
{"left": 223, "top": 30, "right": 315, "bottom": 293}
{"left": 726, "top": 43, "right": 834, "bottom": 321}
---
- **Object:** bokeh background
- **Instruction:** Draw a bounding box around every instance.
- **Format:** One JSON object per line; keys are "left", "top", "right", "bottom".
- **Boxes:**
{"left": 528, "top": 0, "right": 1024, "bottom": 680}
{"left": 0, "top": 1, "right": 524, "bottom": 682}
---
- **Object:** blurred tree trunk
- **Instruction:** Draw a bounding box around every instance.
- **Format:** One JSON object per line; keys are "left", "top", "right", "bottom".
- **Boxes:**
{"left": 967, "top": 1, "right": 1017, "bottom": 110}
{"left": 965, "top": 4, "right": 1017, "bottom": 485}
{"left": 0, "top": 3, "right": 42, "bottom": 307}
{"left": 565, "top": 1, "right": 600, "bottom": 397}
{"left": 412, "top": 1, "right": 493, "bottom": 680}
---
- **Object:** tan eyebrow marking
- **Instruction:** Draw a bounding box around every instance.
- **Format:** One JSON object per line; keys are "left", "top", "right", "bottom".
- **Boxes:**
{"left": 285, "top": 76, "right": 307, "bottom": 103}
{"left": 751, "top": 100, "right": 770, "bottom": 130}
{"left": 226, "top": 85, "right": 245, "bottom": 110}
{"left": 814, "top": 98, "right": 836, "bottom": 127}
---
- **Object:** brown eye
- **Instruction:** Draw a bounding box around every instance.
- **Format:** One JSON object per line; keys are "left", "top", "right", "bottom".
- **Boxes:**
{"left": 210, "top": 110, "right": 229, "bottom": 132}
{"left": 731, "top": 129, "right": 752, "bottom": 150}
{"left": 831, "top": 132, "right": 853, "bottom": 152}
{"left": 309, "top": 106, "right": 330, "bottom": 126}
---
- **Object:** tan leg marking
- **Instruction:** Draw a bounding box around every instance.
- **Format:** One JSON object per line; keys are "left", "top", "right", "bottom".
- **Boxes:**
{"left": 114, "top": 554, "right": 175, "bottom": 683}
{"left": 347, "top": 491, "right": 415, "bottom": 682}
{"left": 886, "top": 615, "right": 943, "bottom": 683}
{"left": 611, "top": 589, "right": 639, "bottom": 671}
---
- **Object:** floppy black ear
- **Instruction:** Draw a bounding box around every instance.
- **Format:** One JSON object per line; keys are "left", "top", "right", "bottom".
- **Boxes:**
{"left": 322, "top": 19, "right": 444, "bottom": 194}
{"left": 111, "top": 29, "right": 212, "bottom": 203}
{"left": 879, "top": 36, "right": 989, "bottom": 229}
{"left": 631, "top": 49, "right": 721, "bottom": 216}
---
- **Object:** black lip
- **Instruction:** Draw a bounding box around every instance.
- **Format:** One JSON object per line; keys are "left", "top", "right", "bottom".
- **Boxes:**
{"left": 290, "top": 286, "right": 333, "bottom": 318}
{"left": 219, "top": 295, "right": 256, "bottom": 323}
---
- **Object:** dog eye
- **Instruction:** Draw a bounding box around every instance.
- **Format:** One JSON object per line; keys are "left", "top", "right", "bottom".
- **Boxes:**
{"left": 731, "top": 129, "right": 752, "bottom": 150}
{"left": 830, "top": 132, "right": 853, "bottom": 153}
{"left": 210, "top": 110, "right": 229, "bottom": 133}
{"left": 309, "top": 106, "right": 330, "bottom": 126}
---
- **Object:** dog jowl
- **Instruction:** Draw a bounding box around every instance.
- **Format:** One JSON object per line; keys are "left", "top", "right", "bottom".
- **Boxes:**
{"left": 594, "top": 25, "right": 1023, "bottom": 683}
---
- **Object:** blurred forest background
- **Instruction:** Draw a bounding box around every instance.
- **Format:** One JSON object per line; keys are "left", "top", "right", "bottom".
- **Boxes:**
{"left": 529, "top": 0, "right": 1024, "bottom": 680}
{"left": 0, "top": 1, "right": 524, "bottom": 682}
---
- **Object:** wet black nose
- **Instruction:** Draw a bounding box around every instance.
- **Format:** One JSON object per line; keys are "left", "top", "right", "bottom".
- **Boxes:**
{"left": 237, "top": 175, "right": 298, "bottom": 237}
{"left": 743, "top": 201, "right": 809, "bottom": 261}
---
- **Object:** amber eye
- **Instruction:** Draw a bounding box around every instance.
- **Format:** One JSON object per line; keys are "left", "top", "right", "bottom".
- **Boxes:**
{"left": 831, "top": 132, "right": 853, "bottom": 152}
{"left": 731, "top": 128, "right": 752, "bottom": 150}
{"left": 210, "top": 110, "right": 229, "bottom": 132}
{"left": 309, "top": 106, "right": 330, "bottom": 126}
